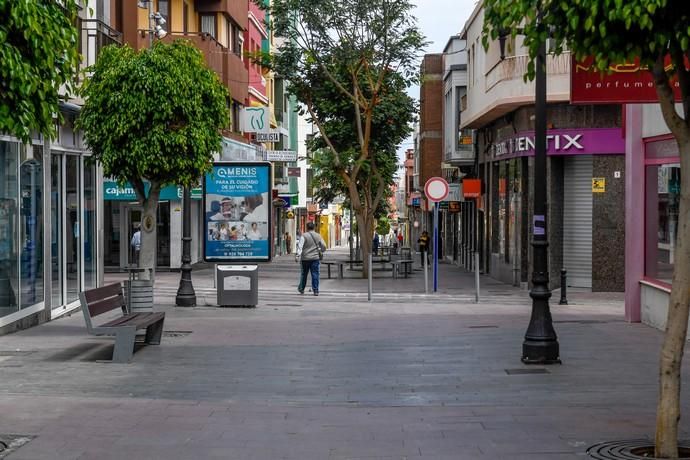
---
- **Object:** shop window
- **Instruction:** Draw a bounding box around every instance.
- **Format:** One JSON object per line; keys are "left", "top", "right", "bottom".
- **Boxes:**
{"left": 19, "top": 145, "right": 44, "bottom": 308}
{"left": 0, "top": 141, "right": 19, "bottom": 317}
{"left": 83, "top": 160, "right": 97, "bottom": 290}
{"left": 645, "top": 163, "right": 681, "bottom": 283}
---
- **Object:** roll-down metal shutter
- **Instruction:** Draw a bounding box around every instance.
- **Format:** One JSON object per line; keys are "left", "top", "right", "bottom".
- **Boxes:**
{"left": 562, "top": 156, "right": 592, "bottom": 288}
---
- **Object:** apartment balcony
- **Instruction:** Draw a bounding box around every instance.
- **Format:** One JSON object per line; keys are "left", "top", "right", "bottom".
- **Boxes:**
{"left": 78, "top": 19, "right": 123, "bottom": 76}
{"left": 223, "top": 51, "right": 249, "bottom": 104}
{"left": 195, "top": 0, "right": 248, "bottom": 29}
{"left": 462, "top": 52, "right": 571, "bottom": 129}
{"left": 137, "top": 31, "right": 249, "bottom": 104}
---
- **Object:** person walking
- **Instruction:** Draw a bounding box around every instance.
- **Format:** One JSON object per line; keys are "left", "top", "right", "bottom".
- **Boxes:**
{"left": 372, "top": 233, "right": 380, "bottom": 256}
{"left": 285, "top": 232, "right": 292, "bottom": 254}
{"left": 130, "top": 224, "right": 141, "bottom": 266}
{"left": 296, "top": 222, "right": 327, "bottom": 296}
{"left": 417, "top": 230, "right": 430, "bottom": 267}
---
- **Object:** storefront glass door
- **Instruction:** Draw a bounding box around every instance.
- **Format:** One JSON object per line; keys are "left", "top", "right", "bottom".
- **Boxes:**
{"left": 65, "top": 155, "right": 81, "bottom": 304}
{"left": 51, "top": 154, "right": 64, "bottom": 307}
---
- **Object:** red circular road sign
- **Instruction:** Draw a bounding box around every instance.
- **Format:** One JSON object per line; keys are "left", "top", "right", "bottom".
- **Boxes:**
{"left": 424, "top": 177, "right": 449, "bottom": 202}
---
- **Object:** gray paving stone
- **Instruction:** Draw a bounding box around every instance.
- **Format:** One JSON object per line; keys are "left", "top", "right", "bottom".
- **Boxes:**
{"left": 0, "top": 250, "right": 681, "bottom": 459}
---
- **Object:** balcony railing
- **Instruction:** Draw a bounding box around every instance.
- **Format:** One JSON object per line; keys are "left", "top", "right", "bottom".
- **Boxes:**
{"left": 485, "top": 52, "right": 571, "bottom": 93}
{"left": 79, "top": 19, "right": 123, "bottom": 73}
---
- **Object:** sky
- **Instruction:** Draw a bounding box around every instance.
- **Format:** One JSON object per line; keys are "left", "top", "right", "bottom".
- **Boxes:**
{"left": 397, "top": 0, "right": 478, "bottom": 163}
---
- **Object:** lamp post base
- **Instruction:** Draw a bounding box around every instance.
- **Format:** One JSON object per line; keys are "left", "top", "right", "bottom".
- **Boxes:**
{"left": 175, "top": 269, "right": 196, "bottom": 307}
{"left": 522, "top": 340, "right": 561, "bottom": 364}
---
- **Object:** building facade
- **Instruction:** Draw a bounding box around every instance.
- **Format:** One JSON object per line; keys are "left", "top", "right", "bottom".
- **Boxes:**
{"left": 625, "top": 103, "right": 684, "bottom": 327}
{"left": 0, "top": 5, "right": 121, "bottom": 333}
{"left": 460, "top": 4, "right": 626, "bottom": 291}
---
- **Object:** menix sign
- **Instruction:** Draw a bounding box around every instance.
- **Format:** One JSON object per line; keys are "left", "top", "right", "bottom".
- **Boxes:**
{"left": 571, "top": 55, "right": 686, "bottom": 104}
{"left": 491, "top": 128, "right": 624, "bottom": 160}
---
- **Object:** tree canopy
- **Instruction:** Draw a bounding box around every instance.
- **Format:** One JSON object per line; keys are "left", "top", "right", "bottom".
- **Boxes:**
{"left": 77, "top": 40, "right": 229, "bottom": 194}
{"left": 308, "top": 65, "right": 415, "bottom": 218}
{"left": 483, "top": 1, "right": 690, "bottom": 457}
{"left": 0, "top": 0, "right": 80, "bottom": 141}
{"left": 262, "top": 0, "right": 425, "bottom": 276}
{"left": 78, "top": 39, "right": 229, "bottom": 277}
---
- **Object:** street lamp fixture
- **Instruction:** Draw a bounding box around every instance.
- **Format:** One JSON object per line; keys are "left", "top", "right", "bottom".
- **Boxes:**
{"left": 175, "top": 186, "right": 196, "bottom": 307}
{"left": 498, "top": 12, "right": 560, "bottom": 364}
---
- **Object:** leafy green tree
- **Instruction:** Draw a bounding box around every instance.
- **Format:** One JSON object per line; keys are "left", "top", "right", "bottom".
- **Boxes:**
{"left": 78, "top": 40, "right": 229, "bottom": 278}
{"left": 262, "top": 0, "right": 425, "bottom": 277}
{"left": 483, "top": 1, "right": 690, "bottom": 456}
{"left": 376, "top": 217, "right": 391, "bottom": 237}
{"left": 0, "top": 0, "right": 80, "bottom": 142}
{"left": 307, "top": 67, "right": 414, "bottom": 272}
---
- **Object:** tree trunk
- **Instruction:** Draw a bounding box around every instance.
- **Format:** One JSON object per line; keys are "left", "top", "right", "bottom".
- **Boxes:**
{"left": 138, "top": 188, "right": 160, "bottom": 282}
{"left": 656, "top": 138, "right": 690, "bottom": 458}
{"left": 357, "top": 211, "right": 373, "bottom": 279}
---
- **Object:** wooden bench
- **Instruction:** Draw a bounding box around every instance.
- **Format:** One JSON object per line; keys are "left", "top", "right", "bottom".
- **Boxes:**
{"left": 390, "top": 259, "right": 414, "bottom": 279}
{"left": 79, "top": 283, "right": 165, "bottom": 363}
{"left": 322, "top": 261, "right": 345, "bottom": 279}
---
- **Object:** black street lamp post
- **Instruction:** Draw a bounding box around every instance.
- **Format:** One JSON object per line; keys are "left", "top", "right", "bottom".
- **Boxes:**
{"left": 499, "top": 15, "right": 560, "bottom": 364}
{"left": 175, "top": 186, "right": 196, "bottom": 307}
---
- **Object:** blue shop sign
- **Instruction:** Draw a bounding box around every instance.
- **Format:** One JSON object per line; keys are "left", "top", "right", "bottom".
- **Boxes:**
{"left": 104, "top": 181, "right": 199, "bottom": 201}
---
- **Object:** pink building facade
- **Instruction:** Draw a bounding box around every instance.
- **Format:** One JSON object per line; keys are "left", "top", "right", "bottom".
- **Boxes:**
{"left": 625, "top": 104, "right": 683, "bottom": 330}
{"left": 244, "top": 2, "right": 268, "bottom": 110}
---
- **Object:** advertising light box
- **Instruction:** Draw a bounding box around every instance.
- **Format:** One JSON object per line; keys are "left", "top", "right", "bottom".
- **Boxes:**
{"left": 203, "top": 162, "right": 272, "bottom": 262}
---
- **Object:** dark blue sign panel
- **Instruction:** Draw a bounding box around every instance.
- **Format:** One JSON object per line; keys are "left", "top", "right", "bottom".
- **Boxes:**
{"left": 203, "top": 162, "right": 272, "bottom": 262}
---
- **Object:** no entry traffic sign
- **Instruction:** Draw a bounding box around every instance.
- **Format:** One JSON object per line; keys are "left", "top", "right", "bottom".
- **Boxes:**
{"left": 424, "top": 177, "right": 449, "bottom": 202}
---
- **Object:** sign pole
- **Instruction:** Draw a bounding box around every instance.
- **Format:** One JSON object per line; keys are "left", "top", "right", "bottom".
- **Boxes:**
{"left": 433, "top": 201, "right": 439, "bottom": 293}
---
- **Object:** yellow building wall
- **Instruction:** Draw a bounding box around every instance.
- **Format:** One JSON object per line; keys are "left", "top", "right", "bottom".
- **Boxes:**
{"left": 319, "top": 216, "right": 329, "bottom": 247}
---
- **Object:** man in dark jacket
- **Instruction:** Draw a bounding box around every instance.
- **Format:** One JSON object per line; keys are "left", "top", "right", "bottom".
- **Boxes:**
{"left": 296, "top": 222, "right": 327, "bottom": 295}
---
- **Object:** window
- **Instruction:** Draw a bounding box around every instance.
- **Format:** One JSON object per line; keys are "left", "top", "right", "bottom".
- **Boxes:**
{"left": 183, "top": 1, "right": 189, "bottom": 34}
{"left": 645, "top": 163, "right": 681, "bottom": 283}
{"left": 157, "top": 0, "right": 169, "bottom": 27}
{"left": 231, "top": 102, "right": 241, "bottom": 133}
{"left": 227, "top": 22, "right": 243, "bottom": 56}
{"left": 201, "top": 14, "right": 216, "bottom": 39}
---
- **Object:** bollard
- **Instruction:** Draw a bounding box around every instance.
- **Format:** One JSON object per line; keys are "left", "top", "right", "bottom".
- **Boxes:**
{"left": 559, "top": 269, "right": 568, "bottom": 305}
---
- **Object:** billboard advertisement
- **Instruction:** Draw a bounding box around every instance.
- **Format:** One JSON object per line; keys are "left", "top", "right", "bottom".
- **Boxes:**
{"left": 203, "top": 162, "right": 272, "bottom": 262}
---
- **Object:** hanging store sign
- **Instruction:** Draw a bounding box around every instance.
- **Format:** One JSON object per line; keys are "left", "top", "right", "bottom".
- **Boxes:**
{"left": 287, "top": 167, "right": 301, "bottom": 177}
{"left": 571, "top": 56, "right": 686, "bottom": 104}
{"left": 442, "top": 183, "right": 462, "bottom": 202}
{"left": 256, "top": 132, "right": 280, "bottom": 142}
{"left": 462, "top": 179, "right": 481, "bottom": 198}
{"left": 266, "top": 150, "right": 298, "bottom": 162}
{"left": 491, "top": 128, "right": 624, "bottom": 160}
{"left": 203, "top": 162, "right": 272, "bottom": 262}
{"left": 240, "top": 107, "right": 270, "bottom": 133}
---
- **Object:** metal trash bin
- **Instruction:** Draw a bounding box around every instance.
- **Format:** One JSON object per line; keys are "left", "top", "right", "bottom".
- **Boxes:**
{"left": 216, "top": 265, "right": 258, "bottom": 307}
{"left": 124, "top": 279, "right": 154, "bottom": 312}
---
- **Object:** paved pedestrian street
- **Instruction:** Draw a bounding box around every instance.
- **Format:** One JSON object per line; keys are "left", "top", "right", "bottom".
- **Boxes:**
{"left": 0, "top": 252, "right": 686, "bottom": 459}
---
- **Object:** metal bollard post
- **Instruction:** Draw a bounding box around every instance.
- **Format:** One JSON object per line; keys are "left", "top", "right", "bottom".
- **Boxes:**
{"left": 559, "top": 269, "right": 568, "bottom": 305}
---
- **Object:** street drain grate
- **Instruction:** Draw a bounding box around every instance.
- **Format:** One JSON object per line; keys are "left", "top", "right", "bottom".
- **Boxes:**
{"left": 468, "top": 325, "right": 498, "bottom": 329}
{"left": 0, "top": 435, "right": 35, "bottom": 458}
{"left": 163, "top": 331, "right": 192, "bottom": 338}
{"left": 587, "top": 439, "right": 690, "bottom": 459}
{"left": 265, "top": 304, "right": 302, "bottom": 307}
{"left": 505, "top": 368, "right": 550, "bottom": 375}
